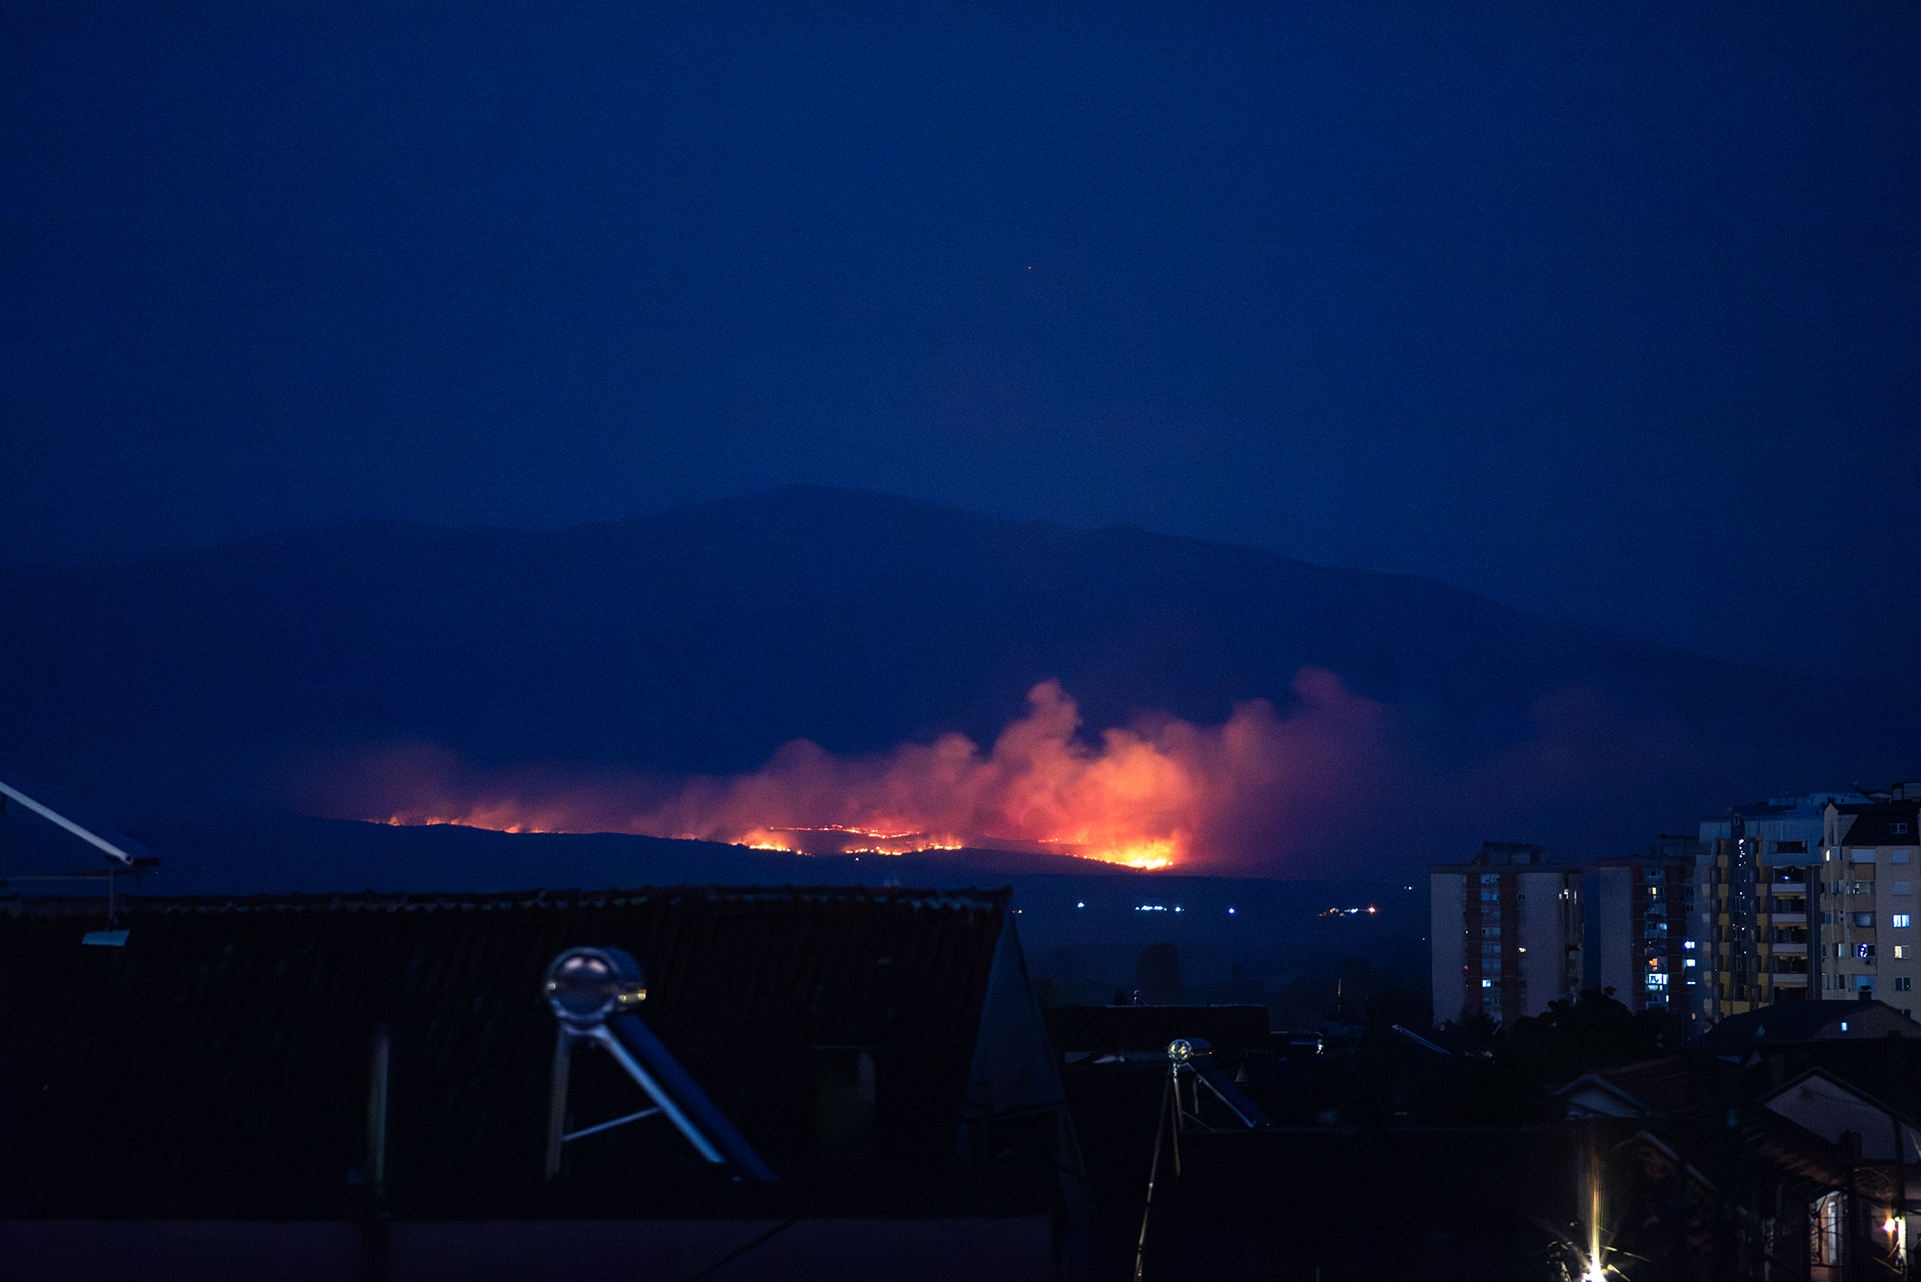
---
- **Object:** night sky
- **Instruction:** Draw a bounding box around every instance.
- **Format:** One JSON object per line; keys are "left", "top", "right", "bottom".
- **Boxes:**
{"left": 6, "top": 0, "right": 1918, "bottom": 689}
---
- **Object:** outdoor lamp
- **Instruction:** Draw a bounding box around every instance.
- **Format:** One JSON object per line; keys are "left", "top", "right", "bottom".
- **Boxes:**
{"left": 544, "top": 946, "right": 647, "bottom": 1027}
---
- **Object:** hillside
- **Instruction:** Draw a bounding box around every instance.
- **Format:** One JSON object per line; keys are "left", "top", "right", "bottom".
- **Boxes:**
{"left": 0, "top": 486, "right": 1899, "bottom": 871}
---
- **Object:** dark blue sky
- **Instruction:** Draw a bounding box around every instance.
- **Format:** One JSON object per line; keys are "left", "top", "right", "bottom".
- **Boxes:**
{"left": 6, "top": 0, "right": 1917, "bottom": 687}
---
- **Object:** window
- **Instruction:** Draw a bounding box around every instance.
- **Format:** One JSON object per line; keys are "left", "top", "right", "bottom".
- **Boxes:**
{"left": 1896, "top": 914, "right": 1913, "bottom": 928}
{"left": 1897, "top": 977, "right": 1913, "bottom": 992}
{"left": 1859, "top": 944, "right": 1877, "bottom": 959}
{"left": 1898, "top": 946, "right": 1911, "bottom": 959}
{"left": 1776, "top": 840, "right": 1808, "bottom": 854}
{"left": 1852, "top": 882, "right": 1873, "bottom": 895}
{"left": 1895, "top": 823, "right": 1911, "bottom": 835}
{"left": 1897, "top": 851, "right": 1912, "bottom": 865}
{"left": 1855, "top": 912, "right": 1877, "bottom": 927}
{"left": 1897, "top": 883, "right": 1914, "bottom": 896}
{"left": 1480, "top": 979, "right": 1493, "bottom": 988}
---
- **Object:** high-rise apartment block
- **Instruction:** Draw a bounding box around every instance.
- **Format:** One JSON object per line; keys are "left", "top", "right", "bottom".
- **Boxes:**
{"left": 1688, "top": 788, "right": 1921, "bottom": 1027}
{"left": 1692, "top": 796, "right": 1830, "bottom": 1024}
{"left": 1430, "top": 842, "right": 1583, "bottom": 1027}
{"left": 1819, "top": 791, "right": 1921, "bottom": 1014}
{"left": 1592, "top": 836, "right": 1701, "bottom": 1014}
{"left": 1429, "top": 787, "right": 1921, "bottom": 1034}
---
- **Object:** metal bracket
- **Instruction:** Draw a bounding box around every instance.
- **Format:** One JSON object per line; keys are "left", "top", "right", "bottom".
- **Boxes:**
{"left": 541, "top": 947, "right": 778, "bottom": 1183}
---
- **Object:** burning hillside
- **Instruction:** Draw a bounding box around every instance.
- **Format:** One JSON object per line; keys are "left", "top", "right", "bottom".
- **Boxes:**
{"left": 357, "top": 671, "right": 1395, "bottom": 871}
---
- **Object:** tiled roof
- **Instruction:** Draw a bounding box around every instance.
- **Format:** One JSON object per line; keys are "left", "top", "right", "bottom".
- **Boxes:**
{"left": 0, "top": 885, "right": 1021, "bottom": 1218}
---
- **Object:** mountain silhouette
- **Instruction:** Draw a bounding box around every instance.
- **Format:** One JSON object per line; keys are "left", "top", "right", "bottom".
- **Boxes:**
{"left": 0, "top": 486, "right": 1904, "bottom": 872}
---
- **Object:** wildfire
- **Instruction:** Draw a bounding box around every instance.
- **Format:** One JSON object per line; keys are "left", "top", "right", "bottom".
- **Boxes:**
{"left": 364, "top": 680, "right": 1285, "bottom": 868}
{"left": 347, "top": 668, "right": 1392, "bottom": 872}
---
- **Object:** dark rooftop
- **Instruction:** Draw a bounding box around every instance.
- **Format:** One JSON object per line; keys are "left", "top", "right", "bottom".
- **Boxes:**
{"left": 0, "top": 885, "right": 1065, "bottom": 1220}
{"left": 1697, "top": 1000, "right": 1921, "bottom": 1053}
{"left": 1834, "top": 800, "right": 1921, "bottom": 848}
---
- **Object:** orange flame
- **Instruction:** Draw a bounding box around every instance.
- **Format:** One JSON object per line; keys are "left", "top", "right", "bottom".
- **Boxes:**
{"left": 347, "top": 669, "right": 1395, "bottom": 871}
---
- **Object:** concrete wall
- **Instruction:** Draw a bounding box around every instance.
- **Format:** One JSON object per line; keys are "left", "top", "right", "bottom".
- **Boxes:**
{"left": 1518, "top": 871, "right": 1563, "bottom": 1018}
{"left": 1595, "top": 865, "right": 1635, "bottom": 1003}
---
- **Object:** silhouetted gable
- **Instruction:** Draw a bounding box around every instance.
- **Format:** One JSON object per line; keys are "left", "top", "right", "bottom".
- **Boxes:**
{"left": 1699, "top": 1000, "right": 1921, "bottom": 1053}
{"left": 1838, "top": 802, "right": 1921, "bottom": 848}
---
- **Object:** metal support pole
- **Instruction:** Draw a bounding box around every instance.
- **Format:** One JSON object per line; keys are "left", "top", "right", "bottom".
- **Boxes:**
{"left": 367, "top": 1024, "right": 390, "bottom": 1195}
{"left": 584, "top": 1023, "right": 726, "bottom": 1165}
{"left": 544, "top": 1028, "right": 574, "bottom": 1182}
{"left": 1891, "top": 1108, "right": 1908, "bottom": 1279}
{"left": 1133, "top": 1065, "right": 1180, "bottom": 1281}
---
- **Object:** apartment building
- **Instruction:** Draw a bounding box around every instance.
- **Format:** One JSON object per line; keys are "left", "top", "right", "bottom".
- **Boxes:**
{"left": 1820, "top": 789, "right": 1921, "bottom": 1014}
{"left": 1430, "top": 841, "right": 1583, "bottom": 1027}
{"left": 1693, "top": 794, "right": 1846, "bottom": 1025}
{"left": 1592, "top": 836, "right": 1701, "bottom": 1014}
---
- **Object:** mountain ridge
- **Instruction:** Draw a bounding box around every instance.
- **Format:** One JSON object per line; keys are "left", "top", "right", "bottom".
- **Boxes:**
{"left": 0, "top": 486, "right": 1899, "bottom": 871}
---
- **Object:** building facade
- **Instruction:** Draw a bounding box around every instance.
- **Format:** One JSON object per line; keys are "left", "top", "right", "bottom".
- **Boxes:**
{"left": 1820, "top": 791, "right": 1921, "bottom": 1015}
{"left": 1430, "top": 842, "right": 1583, "bottom": 1027}
{"left": 1692, "top": 795, "right": 1843, "bottom": 1025}
{"left": 1593, "top": 837, "right": 1701, "bottom": 1014}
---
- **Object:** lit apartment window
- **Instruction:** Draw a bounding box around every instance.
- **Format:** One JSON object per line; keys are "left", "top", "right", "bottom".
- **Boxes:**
{"left": 1895, "top": 914, "right": 1913, "bottom": 928}
{"left": 1480, "top": 979, "right": 1493, "bottom": 988}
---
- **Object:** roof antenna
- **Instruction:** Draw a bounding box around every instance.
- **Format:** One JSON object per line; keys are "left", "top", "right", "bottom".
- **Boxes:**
{"left": 0, "top": 779, "right": 158, "bottom": 946}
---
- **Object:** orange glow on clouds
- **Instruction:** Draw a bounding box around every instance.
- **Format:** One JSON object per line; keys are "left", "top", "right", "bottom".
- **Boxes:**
{"left": 350, "top": 672, "right": 1398, "bottom": 870}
